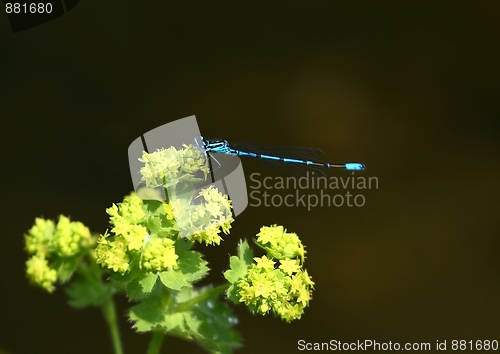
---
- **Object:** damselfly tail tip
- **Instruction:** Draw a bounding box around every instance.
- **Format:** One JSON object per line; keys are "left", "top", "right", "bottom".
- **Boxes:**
{"left": 345, "top": 163, "right": 365, "bottom": 171}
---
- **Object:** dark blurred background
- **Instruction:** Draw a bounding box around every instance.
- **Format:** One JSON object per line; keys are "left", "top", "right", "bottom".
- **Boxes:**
{"left": 1, "top": 1, "right": 499, "bottom": 353}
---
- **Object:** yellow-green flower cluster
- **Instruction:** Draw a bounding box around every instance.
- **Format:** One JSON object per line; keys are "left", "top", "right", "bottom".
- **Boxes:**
{"left": 25, "top": 216, "right": 95, "bottom": 292}
{"left": 96, "top": 188, "right": 233, "bottom": 275}
{"left": 236, "top": 256, "right": 314, "bottom": 322}
{"left": 138, "top": 144, "right": 209, "bottom": 188}
{"left": 161, "top": 184, "right": 233, "bottom": 245}
{"left": 25, "top": 255, "right": 57, "bottom": 293}
{"left": 55, "top": 215, "right": 95, "bottom": 257}
{"left": 95, "top": 233, "right": 130, "bottom": 273}
{"left": 95, "top": 142, "right": 235, "bottom": 276}
{"left": 107, "top": 193, "right": 147, "bottom": 251}
{"left": 233, "top": 225, "right": 314, "bottom": 322}
{"left": 138, "top": 144, "right": 233, "bottom": 245}
{"left": 141, "top": 238, "right": 178, "bottom": 272}
{"left": 179, "top": 143, "right": 209, "bottom": 175}
{"left": 187, "top": 186, "right": 233, "bottom": 245}
{"left": 95, "top": 193, "right": 148, "bottom": 273}
{"left": 255, "top": 225, "right": 305, "bottom": 262}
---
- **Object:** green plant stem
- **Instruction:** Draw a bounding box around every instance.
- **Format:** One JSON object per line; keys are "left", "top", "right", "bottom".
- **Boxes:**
{"left": 147, "top": 331, "right": 165, "bottom": 354}
{"left": 102, "top": 296, "right": 124, "bottom": 354}
{"left": 173, "top": 283, "right": 230, "bottom": 312}
{"left": 76, "top": 261, "right": 123, "bottom": 353}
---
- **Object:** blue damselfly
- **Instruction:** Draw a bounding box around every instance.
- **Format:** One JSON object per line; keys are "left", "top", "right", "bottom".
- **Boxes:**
{"left": 195, "top": 136, "right": 365, "bottom": 172}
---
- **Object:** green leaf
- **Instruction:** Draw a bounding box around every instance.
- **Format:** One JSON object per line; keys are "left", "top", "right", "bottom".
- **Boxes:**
{"left": 157, "top": 224, "right": 176, "bottom": 238}
{"left": 65, "top": 277, "right": 111, "bottom": 308}
{"left": 176, "top": 250, "right": 209, "bottom": 282}
{"left": 175, "top": 238, "right": 194, "bottom": 254}
{"left": 223, "top": 257, "right": 246, "bottom": 284}
{"left": 147, "top": 218, "right": 161, "bottom": 234}
{"left": 224, "top": 240, "right": 253, "bottom": 283}
{"left": 237, "top": 239, "right": 254, "bottom": 266}
{"left": 54, "top": 257, "right": 80, "bottom": 282}
{"left": 127, "top": 273, "right": 159, "bottom": 300}
{"left": 158, "top": 249, "right": 209, "bottom": 291}
{"left": 143, "top": 199, "right": 165, "bottom": 217}
{"left": 129, "top": 283, "right": 169, "bottom": 332}
{"left": 159, "top": 270, "right": 191, "bottom": 290}
{"left": 164, "top": 312, "right": 191, "bottom": 339}
{"left": 183, "top": 289, "right": 242, "bottom": 354}
{"left": 129, "top": 285, "right": 242, "bottom": 352}
{"left": 224, "top": 240, "right": 254, "bottom": 304}
{"left": 130, "top": 284, "right": 192, "bottom": 336}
